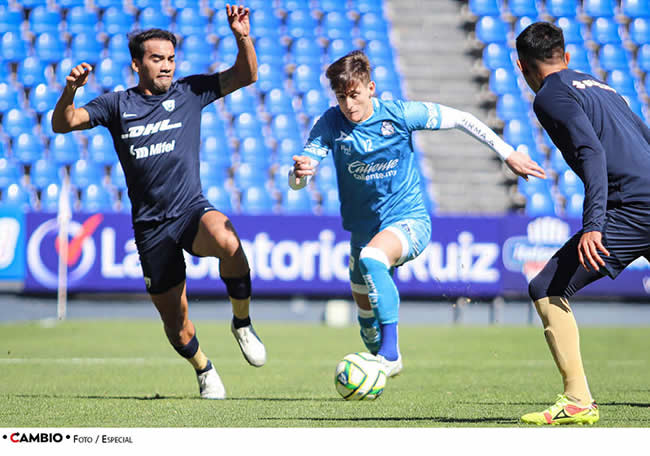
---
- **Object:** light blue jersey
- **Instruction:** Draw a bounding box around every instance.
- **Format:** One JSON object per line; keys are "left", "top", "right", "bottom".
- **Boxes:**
{"left": 303, "top": 97, "right": 439, "bottom": 237}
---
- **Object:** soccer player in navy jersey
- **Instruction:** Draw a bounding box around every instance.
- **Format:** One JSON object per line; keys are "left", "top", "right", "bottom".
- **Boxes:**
{"left": 516, "top": 22, "right": 650, "bottom": 425}
{"left": 290, "top": 51, "right": 546, "bottom": 377}
{"left": 51, "top": 5, "right": 265, "bottom": 400}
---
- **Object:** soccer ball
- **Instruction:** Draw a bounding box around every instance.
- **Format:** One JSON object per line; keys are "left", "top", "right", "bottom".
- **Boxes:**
{"left": 334, "top": 352, "right": 387, "bottom": 401}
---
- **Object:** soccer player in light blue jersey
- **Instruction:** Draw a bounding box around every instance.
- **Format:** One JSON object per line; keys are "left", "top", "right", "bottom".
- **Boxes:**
{"left": 290, "top": 51, "right": 546, "bottom": 376}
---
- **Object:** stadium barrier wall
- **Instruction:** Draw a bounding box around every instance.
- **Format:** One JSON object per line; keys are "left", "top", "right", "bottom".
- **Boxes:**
{"left": 1, "top": 209, "right": 650, "bottom": 297}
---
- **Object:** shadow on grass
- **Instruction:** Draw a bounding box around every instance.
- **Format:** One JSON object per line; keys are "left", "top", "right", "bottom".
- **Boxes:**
{"left": 260, "top": 417, "right": 519, "bottom": 424}
{"left": 12, "top": 394, "right": 343, "bottom": 402}
{"left": 599, "top": 401, "right": 650, "bottom": 408}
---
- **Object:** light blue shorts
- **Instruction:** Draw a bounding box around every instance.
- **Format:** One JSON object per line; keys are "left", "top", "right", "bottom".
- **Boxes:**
{"left": 349, "top": 217, "right": 432, "bottom": 293}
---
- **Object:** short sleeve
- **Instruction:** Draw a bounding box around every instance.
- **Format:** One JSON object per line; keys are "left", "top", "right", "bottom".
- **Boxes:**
{"left": 302, "top": 113, "right": 332, "bottom": 162}
{"left": 82, "top": 91, "right": 119, "bottom": 128}
{"left": 403, "top": 101, "right": 442, "bottom": 131}
{"left": 180, "top": 73, "right": 223, "bottom": 108}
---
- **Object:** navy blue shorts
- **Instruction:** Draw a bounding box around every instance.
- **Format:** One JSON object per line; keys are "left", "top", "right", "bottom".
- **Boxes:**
{"left": 529, "top": 204, "right": 650, "bottom": 300}
{"left": 134, "top": 202, "right": 216, "bottom": 294}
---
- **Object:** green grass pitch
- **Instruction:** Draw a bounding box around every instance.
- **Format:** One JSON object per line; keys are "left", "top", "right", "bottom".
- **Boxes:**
{"left": 0, "top": 320, "right": 648, "bottom": 427}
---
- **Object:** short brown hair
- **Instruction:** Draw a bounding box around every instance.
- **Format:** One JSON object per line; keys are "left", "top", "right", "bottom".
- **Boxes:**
{"left": 325, "top": 50, "right": 371, "bottom": 93}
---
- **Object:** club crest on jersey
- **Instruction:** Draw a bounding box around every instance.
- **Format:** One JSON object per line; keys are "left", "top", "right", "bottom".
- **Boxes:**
{"left": 381, "top": 121, "right": 395, "bottom": 137}
{"left": 162, "top": 99, "right": 175, "bottom": 112}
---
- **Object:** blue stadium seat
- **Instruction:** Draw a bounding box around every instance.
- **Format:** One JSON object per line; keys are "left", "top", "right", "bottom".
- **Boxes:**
{"left": 50, "top": 134, "right": 81, "bottom": 165}
{"left": 34, "top": 32, "right": 65, "bottom": 64}
{"left": 546, "top": 0, "right": 578, "bottom": 17}
{"left": 205, "top": 184, "right": 232, "bottom": 212}
{"left": 292, "top": 37, "right": 323, "bottom": 66}
{"left": 0, "top": 82, "right": 20, "bottom": 112}
{"left": 211, "top": 8, "right": 231, "bottom": 38}
{"left": 497, "top": 94, "right": 530, "bottom": 121}
{"left": 29, "top": 6, "right": 61, "bottom": 35}
{"left": 276, "top": 137, "right": 301, "bottom": 163}
{"left": 29, "top": 158, "right": 59, "bottom": 190}
{"left": 629, "top": 18, "right": 650, "bottom": 46}
{"left": 29, "top": 83, "right": 59, "bottom": 114}
{"left": 74, "top": 85, "right": 102, "bottom": 107}
{"left": 302, "top": 88, "right": 330, "bottom": 117}
{"left": 250, "top": 8, "right": 281, "bottom": 32}
{"left": 256, "top": 36, "right": 286, "bottom": 65}
{"left": 200, "top": 135, "right": 233, "bottom": 168}
{"left": 590, "top": 17, "right": 621, "bottom": 45}
{"left": 582, "top": 0, "right": 616, "bottom": 18}
{"left": 549, "top": 147, "right": 570, "bottom": 173}
{"left": 489, "top": 68, "right": 520, "bottom": 95}
{"left": 293, "top": 64, "right": 322, "bottom": 93}
{"left": 110, "top": 163, "right": 126, "bottom": 190}
{"left": 565, "top": 193, "right": 583, "bottom": 217}
{"left": 607, "top": 69, "right": 637, "bottom": 96}
{"left": 526, "top": 190, "right": 556, "bottom": 216}
{"left": 240, "top": 185, "right": 275, "bottom": 214}
{"left": 638, "top": 44, "right": 650, "bottom": 72}
{"left": 352, "top": 0, "right": 384, "bottom": 15}
{"left": 17, "top": 57, "right": 47, "bottom": 89}
{"left": 1, "top": 31, "right": 27, "bottom": 62}
{"left": 21, "top": 0, "right": 48, "bottom": 7}
{"left": 3, "top": 109, "right": 34, "bottom": 138}
{"left": 329, "top": 38, "right": 356, "bottom": 63}
{"left": 271, "top": 114, "right": 302, "bottom": 142}
{"left": 273, "top": 164, "right": 293, "bottom": 189}
{"left": 373, "top": 65, "right": 401, "bottom": 94}
{"left": 519, "top": 177, "right": 552, "bottom": 199}
{"left": 175, "top": 60, "right": 209, "bottom": 79}
{"left": 0, "top": 7, "right": 22, "bottom": 35}
{"left": 322, "top": 11, "right": 353, "bottom": 41}
{"left": 358, "top": 12, "right": 389, "bottom": 42}
{"left": 0, "top": 157, "right": 19, "bottom": 188}
{"left": 557, "top": 169, "right": 584, "bottom": 197}
{"left": 314, "top": 162, "right": 337, "bottom": 193}
{"left": 2, "top": 183, "right": 33, "bottom": 210}
{"left": 80, "top": 184, "right": 114, "bottom": 212}
{"left": 180, "top": 34, "right": 213, "bottom": 67}
{"left": 320, "top": 187, "right": 339, "bottom": 215}
{"left": 40, "top": 109, "right": 55, "bottom": 138}
{"left": 55, "top": 58, "right": 74, "bottom": 86}
{"left": 66, "top": 7, "right": 99, "bottom": 35}
{"left": 95, "top": 0, "right": 125, "bottom": 8}
{"left": 622, "top": 94, "right": 645, "bottom": 119}
{"left": 556, "top": 16, "right": 585, "bottom": 44}
{"left": 102, "top": 7, "right": 135, "bottom": 35}
{"left": 508, "top": 0, "right": 539, "bottom": 17}
{"left": 565, "top": 43, "right": 592, "bottom": 73}
{"left": 39, "top": 182, "right": 61, "bottom": 212}
{"left": 598, "top": 43, "right": 629, "bottom": 71}
{"left": 514, "top": 16, "right": 536, "bottom": 38}
{"left": 59, "top": 0, "right": 86, "bottom": 8}
{"left": 88, "top": 130, "right": 118, "bottom": 166}
{"left": 622, "top": 0, "right": 650, "bottom": 18}
{"left": 286, "top": 9, "right": 317, "bottom": 40}
{"left": 200, "top": 111, "right": 227, "bottom": 139}
{"left": 365, "top": 39, "right": 394, "bottom": 67}
{"left": 176, "top": 7, "right": 209, "bottom": 36}
{"left": 468, "top": 0, "right": 501, "bottom": 17}
{"left": 233, "top": 112, "right": 263, "bottom": 139}
{"left": 265, "top": 88, "right": 294, "bottom": 115}
{"left": 256, "top": 62, "right": 285, "bottom": 93}
{"left": 234, "top": 163, "right": 268, "bottom": 190}
{"left": 107, "top": 34, "right": 131, "bottom": 65}
{"left": 95, "top": 58, "right": 129, "bottom": 90}
{"left": 482, "top": 43, "right": 512, "bottom": 70}
{"left": 475, "top": 15, "right": 509, "bottom": 45}
{"left": 199, "top": 160, "right": 229, "bottom": 187}
{"left": 13, "top": 132, "right": 42, "bottom": 164}
{"left": 238, "top": 137, "right": 272, "bottom": 168}
{"left": 503, "top": 118, "right": 536, "bottom": 145}
{"left": 0, "top": 141, "right": 6, "bottom": 160}
{"left": 281, "top": 188, "right": 314, "bottom": 214}
{"left": 315, "top": 0, "right": 348, "bottom": 14}
{"left": 70, "top": 32, "right": 104, "bottom": 65}
{"left": 217, "top": 34, "right": 238, "bottom": 65}
{"left": 139, "top": 7, "right": 172, "bottom": 30}
{"left": 70, "top": 159, "right": 103, "bottom": 190}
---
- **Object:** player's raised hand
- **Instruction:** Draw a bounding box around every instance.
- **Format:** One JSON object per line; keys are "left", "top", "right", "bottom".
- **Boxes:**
{"left": 65, "top": 62, "right": 92, "bottom": 91}
{"left": 505, "top": 149, "right": 547, "bottom": 181}
{"left": 226, "top": 4, "right": 250, "bottom": 38}
{"left": 292, "top": 155, "right": 315, "bottom": 178}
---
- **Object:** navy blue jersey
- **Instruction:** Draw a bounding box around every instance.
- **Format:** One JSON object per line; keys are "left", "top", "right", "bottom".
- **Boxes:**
{"left": 82, "top": 74, "right": 223, "bottom": 223}
{"left": 533, "top": 68, "right": 650, "bottom": 232}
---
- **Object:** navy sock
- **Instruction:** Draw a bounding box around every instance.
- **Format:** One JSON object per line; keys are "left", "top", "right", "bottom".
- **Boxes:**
{"left": 196, "top": 359, "right": 212, "bottom": 375}
{"left": 378, "top": 323, "right": 399, "bottom": 361}
{"left": 233, "top": 315, "right": 251, "bottom": 329}
{"left": 173, "top": 334, "right": 199, "bottom": 359}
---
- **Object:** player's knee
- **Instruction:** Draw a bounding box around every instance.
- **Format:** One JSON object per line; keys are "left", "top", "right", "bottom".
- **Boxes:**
{"left": 358, "top": 247, "right": 390, "bottom": 274}
{"left": 528, "top": 274, "right": 549, "bottom": 302}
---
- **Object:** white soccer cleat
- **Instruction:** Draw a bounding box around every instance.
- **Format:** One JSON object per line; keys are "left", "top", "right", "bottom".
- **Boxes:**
{"left": 231, "top": 321, "right": 267, "bottom": 367}
{"left": 375, "top": 353, "right": 403, "bottom": 377}
{"left": 197, "top": 365, "right": 226, "bottom": 400}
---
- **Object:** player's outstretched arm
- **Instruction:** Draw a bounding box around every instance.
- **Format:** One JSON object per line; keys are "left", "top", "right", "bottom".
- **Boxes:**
{"left": 218, "top": 4, "right": 257, "bottom": 97}
{"left": 289, "top": 155, "right": 317, "bottom": 190}
{"left": 52, "top": 62, "right": 93, "bottom": 133}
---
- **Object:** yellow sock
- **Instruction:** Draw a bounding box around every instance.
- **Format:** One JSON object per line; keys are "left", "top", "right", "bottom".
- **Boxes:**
{"left": 187, "top": 347, "right": 208, "bottom": 371}
{"left": 231, "top": 297, "right": 250, "bottom": 320}
{"left": 534, "top": 297, "right": 593, "bottom": 406}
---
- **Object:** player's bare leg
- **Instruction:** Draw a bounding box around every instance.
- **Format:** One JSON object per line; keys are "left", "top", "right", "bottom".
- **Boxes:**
{"left": 151, "top": 281, "right": 225, "bottom": 399}
{"left": 193, "top": 210, "right": 266, "bottom": 367}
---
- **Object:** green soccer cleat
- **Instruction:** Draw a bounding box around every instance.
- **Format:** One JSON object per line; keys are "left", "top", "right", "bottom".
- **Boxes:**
{"left": 521, "top": 394, "right": 599, "bottom": 425}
